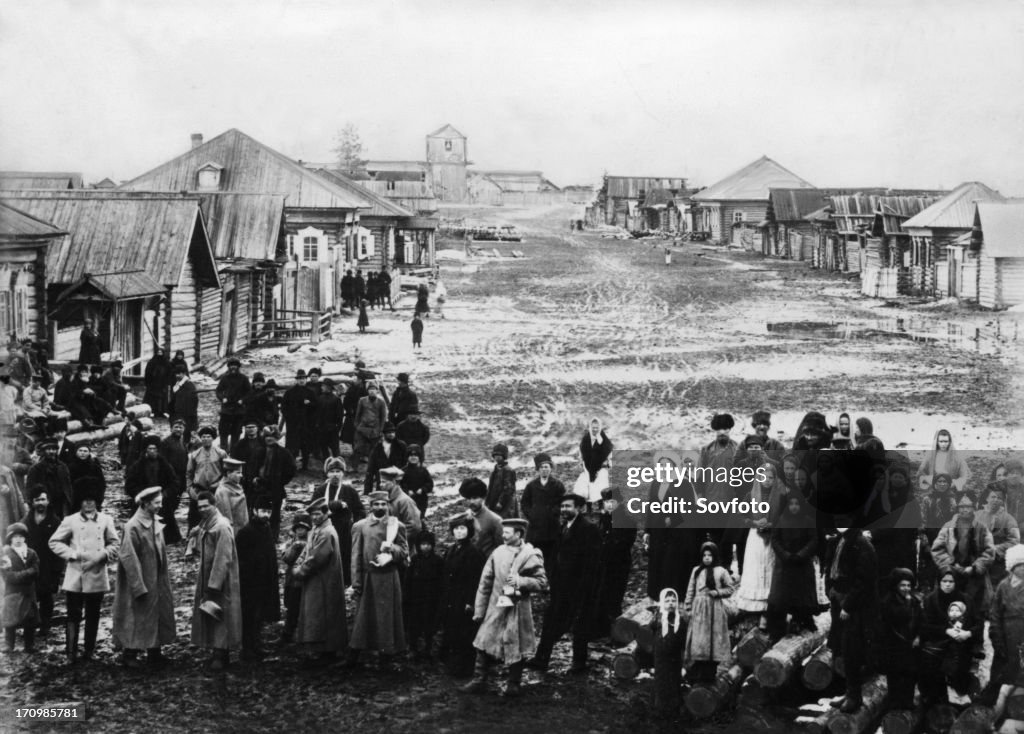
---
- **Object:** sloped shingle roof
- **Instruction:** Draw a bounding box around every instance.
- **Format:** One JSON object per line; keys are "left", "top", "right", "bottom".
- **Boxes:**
{"left": 313, "top": 169, "right": 414, "bottom": 217}
{"left": 768, "top": 188, "right": 828, "bottom": 222}
{"left": 976, "top": 202, "right": 1024, "bottom": 258}
{"left": 426, "top": 124, "right": 465, "bottom": 139}
{"left": 903, "top": 182, "right": 1006, "bottom": 230}
{"left": 0, "top": 171, "right": 83, "bottom": 190}
{"left": 196, "top": 193, "right": 285, "bottom": 260}
{"left": 0, "top": 202, "right": 66, "bottom": 239}
{"left": 692, "top": 156, "right": 814, "bottom": 202}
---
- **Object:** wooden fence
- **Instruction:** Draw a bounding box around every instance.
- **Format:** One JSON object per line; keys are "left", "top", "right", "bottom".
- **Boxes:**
{"left": 253, "top": 308, "right": 333, "bottom": 345}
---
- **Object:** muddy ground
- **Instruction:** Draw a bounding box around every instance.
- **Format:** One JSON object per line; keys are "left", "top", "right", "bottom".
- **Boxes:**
{"left": 3, "top": 204, "right": 1023, "bottom": 733}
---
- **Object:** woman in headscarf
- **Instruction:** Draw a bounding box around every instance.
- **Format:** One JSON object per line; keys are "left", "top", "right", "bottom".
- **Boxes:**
{"left": 643, "top": 451, "right": 701, "bottom": 601}
{"left": 767, "top": 492, "right": 818, "bottom": 640}
{"left": 866, "top": 465, "right": 923, "bottom": 585}
{"left": 878, "top": 568, "right": 921, "bottom": 710}
{"left": 575, "top": 417, "right": 612, "bottom": 508}
{"left": 792, "top": 412, "right": 831, "bottom": 451}
{"left": 917, "top": 429, "right": 971, "bottom": 493}
{"left": 919, "top": 569, "right": 981, "bottom": 703}
{"left": 143, "top": 347, "right": 173, "bottom": 418}
{"left": 734, "top": 462, "right": 781, "bottom": 627}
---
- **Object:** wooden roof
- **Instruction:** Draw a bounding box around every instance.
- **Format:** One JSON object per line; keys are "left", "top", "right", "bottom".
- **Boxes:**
{"left": 0, "top": 190, "right": 219, "bottom": 288}
{"left": 119, "top": 128, "right": 366, "bottom": 209}
{"left": 426, "top": 124, "right": 465, "bottom": 139}
{"left": 196, "top": 193, "right": 285, "bottom": 261}
{"left": 0, "top": 171, "right": 83, "bottom": 190}
{"left": 768, "top": 188, "right": 828, "bottom": 222}
{"left": 829, "top": 193, "right": 942, "bottom": 235}
{"left": 0, "top": 202, "right": 66, "bottom": 239}
{"left": 903, "top": 182, "right": 1006, "bottom": 231}
{"left": 60, "top": 271, "right": 167, "bottom": 301}
{"left": 605, "top": 176, "right": 687, "bottom": 199}
{"left": 975, "top": 202, "right": 1024, "bottom": 258}
{"left": 692, "top": 156, "right": 814, "bottom": 202}
{"left": 313, "top": 169, "right": 414, "bottom": 217}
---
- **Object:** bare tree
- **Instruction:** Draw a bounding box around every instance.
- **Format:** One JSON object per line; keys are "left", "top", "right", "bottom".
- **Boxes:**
{"left": 333, "top": 123, "right": 367, "bottom": 173}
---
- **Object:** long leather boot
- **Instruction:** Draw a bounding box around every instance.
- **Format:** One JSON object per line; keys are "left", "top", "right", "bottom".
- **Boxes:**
{"left": 66, "top": 622, "right": 79, "bottom": 665}
{"left": 459, "top": 651, "right": 489, "bottom": 694}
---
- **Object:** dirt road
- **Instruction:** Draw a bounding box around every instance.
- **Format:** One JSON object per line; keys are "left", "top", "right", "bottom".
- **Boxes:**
{"left": 4, "top": 203, "right": 1022, "bottom": 733}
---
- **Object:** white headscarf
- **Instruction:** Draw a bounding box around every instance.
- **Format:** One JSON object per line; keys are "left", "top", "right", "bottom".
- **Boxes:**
{"left": 659, "top": 588, "right": 680, "bottom": 636}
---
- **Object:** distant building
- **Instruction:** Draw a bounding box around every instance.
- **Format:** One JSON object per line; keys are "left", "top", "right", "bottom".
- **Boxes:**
{"left": 595, "top": 176, "right": 688, "bottom": 232}
{"left": 0, "top": 203, "right": 66, "bottom": 347}
{"left": 425, "top": 124, "right": 469, "bottom": 202}
{"left": 0, "top": 171, "right": 82, "bottom": 190}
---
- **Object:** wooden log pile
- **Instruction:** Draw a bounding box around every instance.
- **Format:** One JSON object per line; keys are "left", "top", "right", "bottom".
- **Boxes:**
{"left": 827, "top": 674, "right": 888, "bottom": 734}
{"left": 881, "top": 705, "right": 923, "bottom": 734}
{"left": 755, "top": 614, "right": 831, "bottom": 688}
{"left": 801, "top": 645, "right": 835, "bottom": 692}
{"left": 684, "top": 664, "right": 744, "bottom": 719}
{"left": 948, "top": 704, "right": 994, "bottom": 734}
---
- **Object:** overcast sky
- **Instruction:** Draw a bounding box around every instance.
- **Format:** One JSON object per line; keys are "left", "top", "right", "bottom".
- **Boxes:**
{"left": 2, "top": 0, "right": 1023, "bottom": 193}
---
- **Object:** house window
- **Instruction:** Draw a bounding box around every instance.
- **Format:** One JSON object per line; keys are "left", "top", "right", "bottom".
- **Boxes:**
{"left": 0, "top": 290, "right": 10, "bottom": 337}
{"left": 14, "top": 288, "right": 27, "bottom": 335}
{"left": 197, "top": 164, "right": 223, "bottom": 190}
{"left": 387, "top": 180, "right": 396, "bottom": 191}
{"left": 302, "top": 236, "right": 319, "bottom": 261}
{"left": 733, "top": 211, "right": 745, "bottom": 224}
{"left": 445, "top": 140, "right": 452, "bottom": 151}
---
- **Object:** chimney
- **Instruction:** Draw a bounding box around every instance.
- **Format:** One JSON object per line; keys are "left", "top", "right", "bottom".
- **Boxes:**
{"left": 191, "top": 133, "right": 203, "bottom": 149}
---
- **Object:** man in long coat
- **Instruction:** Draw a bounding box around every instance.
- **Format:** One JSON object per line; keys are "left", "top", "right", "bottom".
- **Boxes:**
{"left": 246, "top": 426, "right": 296, "bottom": 539}
{"left": 215, "top": 358, "right": 251, "bottom": 452}
{"left": 486, "top": 443, "right": 518, "bottom": 519}
{"left": 352, "top": 381, "right": 388, "bottom": 470}
{"left": 280, "top": 369, "right": 315, "bottom": 470}
{"left": 528, "top": 493, "right": 602, "bottom": 673}
{"left": 363, "top": 423, "right": 408, "bottom": 495}
{"left": 126, "top": 435, "right": 179, "bottom": 520}
{"left": 347, "top": 491, "right": 408, "bottom": 671}
{"left": 293, "top": 497, "right": 347, "bottom": 664}
{"left": 158, "top": 419, "right": 191, "bottom": 543}
{"left": 461, "top": 518, "right": 547, "bottom": 697}
{"left": 316, "top": 457, "right": 365, "bottom": 586}
{"left": 111, "top": 486, "right": 176, "bottom": 669}
{"left": 235, "top": 495, "right": 279, "bottom": 660}
{"left": 169, "top": 365, "right": 199, "bottom": 443}
{"left": 20, "top": 485, "right": 63, "bottom": 638}
{"left": 697, "top": 413, "right": 741, "bottom": 571}
{"left": 189, "top": 491, "right": 242, "bottom": 670}
{"left": 520, "top": 452, "right": 565, "bottom": 578}
{"left": 26, "top": 440, "right": 73, "bottom": 519}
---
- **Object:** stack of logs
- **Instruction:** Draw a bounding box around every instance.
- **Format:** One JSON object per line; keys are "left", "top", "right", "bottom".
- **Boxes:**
{"left": 55, "top": 393, "right": 154, "bottom": 446}
{"left": 610, "top": 601, "right": 993, "bottom": 733}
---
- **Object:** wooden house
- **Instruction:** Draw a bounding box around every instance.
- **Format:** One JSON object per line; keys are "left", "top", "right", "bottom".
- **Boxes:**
{"left": 764, "top": 188, "right": 828, "bottom": 259}
{"left": 974, "top": 202, "right": 1024, "bottom": 310}
{"left": 597, "top": 176, "right": 688, "bottom": 231}
{"left": 0, "top": 203, "right": 66, "bottom": 348}
{"left": 0, "top": 191, "right": 220, "bottom": 371}
{"left": 119, "top": 129, "right": 368, "bottom": 314}
{"left": 425, "top": 124, "right": 469, "bottom": 202}
{"left": 467, "top": 173, "right": 505, "bottom": 205}
{"left": 690, "top": 157, "right": 815, "bottom": 247}
{"left": 0, "top": 171, "right": 83, "bottom": 190}
{"left": 902, "top": 182, "right": 1005, "bottom": 299}
{"left": 639, "top": 189, "right": 681, "bottom": 232}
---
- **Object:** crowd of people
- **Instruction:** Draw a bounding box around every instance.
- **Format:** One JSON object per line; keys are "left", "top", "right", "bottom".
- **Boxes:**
{"left": 4, "top": 353, "right": 1024, "bottom": 724}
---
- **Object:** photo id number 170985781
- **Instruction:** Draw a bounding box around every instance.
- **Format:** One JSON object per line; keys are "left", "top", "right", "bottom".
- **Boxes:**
{"left": 14, "top": 702, "right": 85, "bottom": 719}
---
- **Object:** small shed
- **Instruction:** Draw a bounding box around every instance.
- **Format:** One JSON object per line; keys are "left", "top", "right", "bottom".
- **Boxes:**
{"left": 974, "top": 201, "right": 1024, "bottom": 309}
{"left": 765, "top": 188, "right": 828, "bottom": 259}
{"left": 0, "top": 202, "right": 66, "bottom": 346}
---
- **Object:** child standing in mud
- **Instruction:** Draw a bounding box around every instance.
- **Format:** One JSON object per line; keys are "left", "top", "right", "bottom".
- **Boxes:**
{"left": 411, "top": 313, "right": 424, "bottom": 351}
{"left": 357, "top": 299, "right": 369, "bottom": 334}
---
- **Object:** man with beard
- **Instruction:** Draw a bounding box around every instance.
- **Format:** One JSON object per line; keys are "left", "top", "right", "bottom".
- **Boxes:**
{"left": 831, "top": 413, "right": 854, "bottom": 450}
{"left": 188, "top": 491, "right": 242, "bottom": 671}
{"left": 229, "top": 419, "right": 263, "bottom": 486}
{"left": 281, "top": 370, "right": 315, "bottom": 471}
{"left": 528, "top": 493, "right": 602, "bottom": 674}
{"left": 186, "top": 427, "right": 226, "bottom": 531}
{"left": 314, "top": 379, "right": 344, "bottom": 463}
{"left": 235, "top": 495, "right": 279, "bottom": 661}
{"left": 215, "top": 358, "right": 251, "bottom": 452}
{"left": 66, "top": 444, "right": 107, "bottom": 508}
{"left": 697, "top": 414, "right": 740, "bottom": 572}
{"left": 353, "top": 381, "right": 388, "bottom": 473}
{"left": 100, "top": 360, "right": 129, "bottom": 414}
{"left": 20, "top": 486, "right": 63, "bottom": 638}
{"left": 931, "top": 491, "right": 995, "bottom": 616}
{"left": 347, "top": 491, "right": 409, "bottom": 671}
{"left": 314, "top": 457, "right": 365, "bottom": 586}
{"left": 111, "top": 486, "right": 176, "bottom": 669}
{"left": 158, "top": 418, "right": 191, "bottom": 543}
{"left": 594, "top": 487, "right": 637, "bottom": 636}
{"left": 247, "top": 426, "right": 296, "bottom": 539}
{"left": 460, "top": 477, "right": 503, "bottom": 558}
{"left": 26, "top": 440, "right": 73, "bottom": 519}
{"left": 395, "top": 408, "right": 430, "bottom": 457}
{"left": 294, "top": 496, "right": 348, "bottom": 665}
{"left": 364, "top": 423, "right": 408, "bottom": 495}
{"left": 825, "top": 525, "right": 879, "bottom": 713}
{"left": 487, "top": 444, "right": 518, "bottom": 519}
{"left": 462, "top": 518, "right": 548, "bottom": 697}
{"left": 169, "top": 364, "right": 199, "bottom": 443}
{"left": 125, "top": 435, "right": 180, "bottom": 536}
{"left": 520, "top": 452, "right": 565, "bottom": 579}
{"left": 440, "top": 515, "right": 486, "bottom": 677}
{"left": 389, "top": 373, "right": 418, "bottom": 425}
{"left": 746, "top": 411, "right": 786, "bottom": 461}
{"left": 976, "top": 485, "right": 1021, "bottom": 587}
{"left": 143, "top": 347, "right": 172, "bottom": 418}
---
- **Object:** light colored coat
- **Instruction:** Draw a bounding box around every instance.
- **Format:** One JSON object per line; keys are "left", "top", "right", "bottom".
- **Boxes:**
{"left": 294, "top": 518, "right": 347, "bottom": 652}
{"left": 111, "top": 509, "right": 176, "bottom": 650}
{"left": 387, "top": 484, "right": 422, "bottom": 534}
{"left": 1, "top": 545, "right": 40, "bottom": 627}
{"left": 214, "top": 482, "right": 249, "bottom": 533}
{"left": 190, "top": 511, "right": 242, "bottom": 650}
{"left": 683, "top": 565, "right": 734, "bottom": 665}
{"left": 350, "top": 515, "right": 408, "bottom": 654}
{"left": 472, "top": 541, "right": 547, "bottom": 664}
{"left": 48, "top": 510, "right": 120, "bottom": 593}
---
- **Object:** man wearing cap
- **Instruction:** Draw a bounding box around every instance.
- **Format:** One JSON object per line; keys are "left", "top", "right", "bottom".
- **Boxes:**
{"left": 389, "top": 373, "right": 419, "bottom": 425}
{"left": 399, "top": 444, "right": 433, "bottom": 517}
{"left": 698, "top": 413, "right": 740, "bottom": 571}
{"left": 594, "top": 487, "right": 637, "bottom": 634}
{"left": 189, "top": 491, "right": 242, "bottom": 671}
{"left": 186, "top": 426, "right": 227, "bottom": 531}
{"left": 111, "top": 485, "right": 176, "bottom": 669}
{"left": 281, "top": 369, "right": 315, "bottom": 471}
{"left": 214, "top": 458, "right": 250, "bottom": 533}
{"left": 314, "top": 378, "right": 344, "bottom": 463}
{"left": 49, "top": 482, "right": 120, "bottom": 663}
{"left": 215, "top": 358, "right": 250, "bottom": 452}
{"left": 364, "top": 423, "right": 408, "bottom": 495}
{"left": 169, "top": 365, "right": 199, "bottom": 442}
{"left": 528, "top": 493, "right": 602, "bottom": 674}
{"left": 521, "top": 452, "right": 566, "bottom": 579}
{"left": 487, "top": 444, "right": 518, "bottom": 519}
{"left": 50, "top": 416, "right": 77, "bottom": 467}
{"left": 460, "top": 478, "right": 503, "bottom": 558}
{"left": 20, "top": 485, "right": 63, "bottom": 638}
{"left": 159, "top": 419, "right": 192, "bottom": 541}
{"left": 340, "top": 365, "right": 368, "bottom": 448}
{"left": 26, "top": 439, "right": 73, "bottom": 519}
{"left": 293, "top": 496, "right": 347, "bottom": 665}
{"left": 462, "top": 518, "right": 547, "bottom": 697}
{"left": 317, "top": 458, "right": 365, "bottom": 586}
{"left": 395, "top": 408, "right": 430, "bottom": 457}
{"left": 126, "top": 434, "right": 179, "bottom": 515}
{"left": 235, "top": 495, "right": 279, "bottom": 661}
{"left": 383, "top": 475, "right": 422, "bottom": 534}
{"left": 247, "top": 426, "right": 297, "bottom": 539}
{"left": 348, "top": 491, "right": 409, "bottom": 671}
{"left": 746, "top": 411, "right": 785, "bottom": 461}
{"left": 229, "top": 419, "right": 263, "bottom": 479}
{"left": 353, "top": 381, "right": 388, "bottom": 472}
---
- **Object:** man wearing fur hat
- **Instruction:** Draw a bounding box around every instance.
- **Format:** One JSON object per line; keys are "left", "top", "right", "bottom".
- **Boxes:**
{"left": 235, "top": 495, "right": 280, "bottom": 661}
{"left": 26, "top": 439, "right": 73, "bottom": 518}
{"left": 126, "top": 435, "right": 180, "bottom": 529}
{"left": 461, "top": 478, "right": 503, "bottom": 558}
{"left": 293, "top": 497, "right": 347, "bottom": 665}
{"left": 348, "top": 491, "right": 409, "bottom": 671}
{"left": 521, "top": 452, "right": 566, "bottom": 578}
{"left": 698, "top": 414, "right": 740, "bottom": 570}
{"left": 317, "top": 457, "right": 365, "bottom": 586}
{"left": 247, "top": 426, "right": 297, "bottom": 539}
{"left": 111, "top": 486, "right": 176, "bottom": 669}
{"left": 215, "top": 358, "right": 251, "bottom": 452}
{"left": 462, "top": 518, "right": 548, "bottom": 697}
{"left": 20, "top": 485, "right": 62, "bottom": 638}
{"left": 389, "top": 373, "right": 419, "bottom": 426}
{"left": 441, "top": 515, "right": 486, "bottom": 676}
{"left": 487, "top": 444, "right": 518, "bottom": 519}
{"left": 364, "top": 422, "right": 408, "bottom": 495}
{"left": 747, "top": 411, "right": 785, "bottom": 459}
{"left": 49, "top": 481, "right": 119, "bottom": 663}
{"left": 186, "top": 426, "right": 227, "bottom": 531}
{"left": 529, "top": 493, "right": 603, "bottom": 674}
{"left": 353, "top": 381, "right": 388, "bottom": 474}
{"left": 281, "top": 369, "right": 315, "bottom": 471}
{"left": 189, "top": 491, "right": 242, "bottom": 671}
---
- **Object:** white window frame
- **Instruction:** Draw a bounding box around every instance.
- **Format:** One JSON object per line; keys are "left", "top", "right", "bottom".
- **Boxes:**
{"left": 14, "top": 287, "right": 27, "bottom": 335}
{"left": 733, "top": 211, "right": 745, "bottom": 224}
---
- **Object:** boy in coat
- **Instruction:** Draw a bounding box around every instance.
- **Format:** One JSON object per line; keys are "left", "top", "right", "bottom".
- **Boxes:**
{"left": 281, "top": 513, "right": 311, "bottom": 642}
{"left": 235, "top": 495, "right": 279, "bottom": 661}
{"left": 404, "top": 530, "right": 445, "bottom": 660}
{"left": 462, "top": 518, "right": 548, "bottom": 697}
{"left": 2, "top": 523, "right": 39, "bottom": 653}
{"left": 20, "top": 485, "right": 62, "bottom": 638}
{"left": 111, "top": 486, "right": 176, "bottom": 669}
{"left": 189, "top": 492, "right": 242, "bottom": 671}
{"left": 520, "top": 452, "right": 566, "bottom": 579}
{"left": 293, "top": 497, "right": 347, "bottom": 665}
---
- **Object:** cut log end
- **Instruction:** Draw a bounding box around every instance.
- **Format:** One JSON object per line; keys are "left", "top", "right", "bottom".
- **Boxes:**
{"left": 881, "top": 707, "right": 922, "bottom": 734}
{"left": 685, "top": 686, "right": 717, "bottom": 718}
{"left": 924, "top": 703, "right": 958, "bottom": 734}
{"left": 801, "top": 646, "right": 834, "bottom": 692}
{"left": 950, "top": 704, "right": 995, "bottom": 734}
{"left": 612, "top": 652, "right": 640, "bottom": 680}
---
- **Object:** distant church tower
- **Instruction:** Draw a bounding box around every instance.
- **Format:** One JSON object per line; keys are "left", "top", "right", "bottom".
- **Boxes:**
{"left": 426, "top": 124, "right": 468, "bottom": 202}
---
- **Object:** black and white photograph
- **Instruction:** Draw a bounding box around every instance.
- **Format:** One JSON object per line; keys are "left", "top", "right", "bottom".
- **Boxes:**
{"left": 2, "top": 1, "right": 1024, "bottom": 731}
